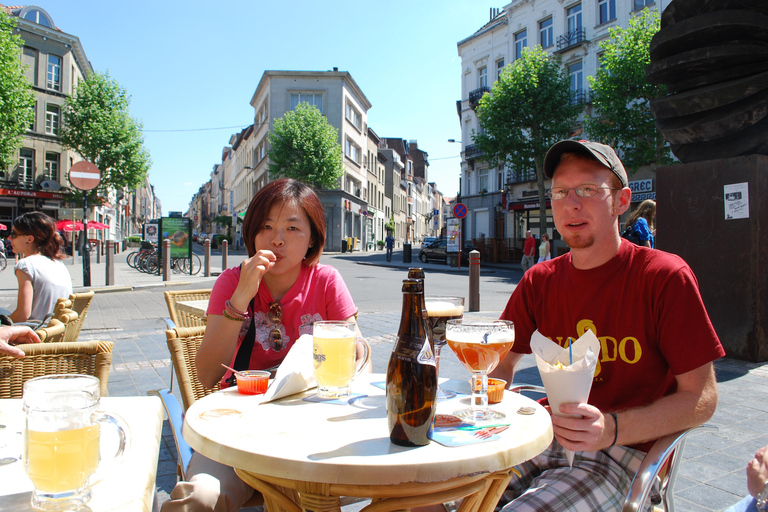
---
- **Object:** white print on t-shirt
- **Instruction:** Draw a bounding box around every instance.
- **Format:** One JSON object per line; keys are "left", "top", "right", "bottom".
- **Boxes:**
{"left": 253, "top": 311, "right": 288, "bottom": 352}
{"left": 299, "top": 313, "right": 323, "bottom": 336}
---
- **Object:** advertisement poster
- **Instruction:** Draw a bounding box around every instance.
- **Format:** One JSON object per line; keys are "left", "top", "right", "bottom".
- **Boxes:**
{"left": 144, "top": 222, "right": 158, "bottom": 244}
{"left": 159, "top": 217, "right": 191, "bottom": 260}
{"left": 446, "top": 218, "right": 460, "bottom": 253}
{"left": 724, "top": 183, "right": 749, "bottom": 220}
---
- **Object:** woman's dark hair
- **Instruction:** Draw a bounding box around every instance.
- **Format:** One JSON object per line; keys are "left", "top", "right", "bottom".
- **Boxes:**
{"left": 242, "top": 178, "right": 325, "bottom": 265}
{"left": 12, "top": 212, "right": 65, "bottom": 260}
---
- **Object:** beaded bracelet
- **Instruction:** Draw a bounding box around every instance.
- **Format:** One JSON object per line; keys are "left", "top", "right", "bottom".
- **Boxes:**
{"left": 609, "top": 412, "right": 618, "bottom": 447}
{"left": 221, "top": 310, "right": 244, "bottom": 322}
{"left": 225, "top": 300, "right": 248, "bottom": 317}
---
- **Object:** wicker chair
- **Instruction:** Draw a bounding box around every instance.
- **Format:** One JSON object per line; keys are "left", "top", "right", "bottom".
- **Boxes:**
{"left": 163, "top": 289, "right": 212, "bottom": 330}
{"left": 510, "top": 385, "right": 717, "bottom": 512}
{"left": 35, "top": 308, "right": 78, "bottom": 343}
{"left": 52, "top": 290, "right": 94, "bottom": 342}
{"left": 0, "top": 340, "right": 113, "bottom": 398}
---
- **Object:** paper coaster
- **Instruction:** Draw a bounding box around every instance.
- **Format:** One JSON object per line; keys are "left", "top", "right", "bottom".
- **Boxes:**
{"left": 429, "top": 429, "right": 501, "bottom": 447}
{"left": 303, "top": 393, "right": 367, "bottom": 405}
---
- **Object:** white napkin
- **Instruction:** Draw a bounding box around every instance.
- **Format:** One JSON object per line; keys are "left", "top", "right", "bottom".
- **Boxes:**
{"left": 531, "top": 329, "right": 600, "bottom": 466}
{"left": 258, "top": 334, "right": 317, "bottom": 404}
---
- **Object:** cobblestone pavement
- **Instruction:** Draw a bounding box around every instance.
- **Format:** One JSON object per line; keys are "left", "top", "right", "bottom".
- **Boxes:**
{"left": 0, "top": 248, "right": 765, "bottom": 511}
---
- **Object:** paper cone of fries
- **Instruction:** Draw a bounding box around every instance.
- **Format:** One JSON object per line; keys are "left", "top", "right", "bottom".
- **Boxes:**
{"left": 531, "top": 329, "right": 600, "bottom": 467}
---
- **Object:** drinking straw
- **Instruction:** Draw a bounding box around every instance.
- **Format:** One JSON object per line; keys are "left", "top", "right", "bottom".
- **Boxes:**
{"left": 568, "top": 337, "right": 573, "bottom": 365}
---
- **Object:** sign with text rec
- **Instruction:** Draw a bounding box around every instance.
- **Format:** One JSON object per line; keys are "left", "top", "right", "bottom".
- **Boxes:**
{"left": 68, "top": 161, "right": 102, "bottom": 191}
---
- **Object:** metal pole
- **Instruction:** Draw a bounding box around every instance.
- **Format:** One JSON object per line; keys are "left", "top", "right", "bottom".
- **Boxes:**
{"left": 163, "top": 239, "right": 171, "bottom": 282}
{"left": 468, "top": 249, "right": 480, "bottom": 312}
{"left": 222, "top": 239, "right": 228, "bottom": 271}
{"left": 105, "top": 241, "right": 114, "bottom": 286}
{"left": 204, "top": 239, "right": 211, "bottom": 277}
{"left": 82, "top": 192, "right": 91, "bottom": 287}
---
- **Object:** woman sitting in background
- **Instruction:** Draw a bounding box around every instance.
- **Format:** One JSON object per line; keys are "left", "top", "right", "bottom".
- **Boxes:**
{"left": 624, "top": 199, "right": 656, "bottom": 248}
{"left": 9, "top": 212, "right": 72, "bottom": 325}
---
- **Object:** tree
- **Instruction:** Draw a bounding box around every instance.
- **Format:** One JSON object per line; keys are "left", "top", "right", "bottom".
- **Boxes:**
{"left": 474, "top": 46, "right": 581, "bottom": 236}
{"left": 60, "top": 71, "right": 151, "bottom": 201}
{"left": 0, "top": 12, "right": 35, "bottom": 170}
{"left": 584, "top": 8, "right": 673, "bottom": 172}
{"left": 268, "top": 102, "right": 343, "bottom": 189}
{"left": 212, "top": 215, "right": 232, "bottom": 237}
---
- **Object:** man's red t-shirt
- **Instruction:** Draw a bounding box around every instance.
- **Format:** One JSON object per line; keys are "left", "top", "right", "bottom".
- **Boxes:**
{"left": 524, "top": 236, "right": 536, "bottom": 256}
{"left": 501, "top": 239, "right": 725, "bottom": 450}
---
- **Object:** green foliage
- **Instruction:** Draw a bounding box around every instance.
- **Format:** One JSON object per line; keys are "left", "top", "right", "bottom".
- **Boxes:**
{"left": 60, "top": 71, "right": 151, "bottom": 200}
{"left": 585, "top": 9, "right": 673, "bottom": 172}
{"left": 0, "top": 12, "right": 35, "bottom": 170}
{"left": 267, "top": 102, "right": 343, "bottom": 189}
{"left": 211, "top": 215, "right": 231, "bottom": 227}
{"left": 384, "top": 215, "right": 395, "bottom": 233}
{"left": 124, "top": 235, "right": 141, "bottom": 243}
{"left": 474, "top": 46, "right": 581, "bottom": 231}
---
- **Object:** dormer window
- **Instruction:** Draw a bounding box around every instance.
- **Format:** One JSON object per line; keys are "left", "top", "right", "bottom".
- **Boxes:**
{"left": 20, "top": 7, "right": 54, "bottom": 28}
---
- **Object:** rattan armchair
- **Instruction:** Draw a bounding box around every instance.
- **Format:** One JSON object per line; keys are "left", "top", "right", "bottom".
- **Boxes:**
{"left": 510, "top": 385, "right": 716, "bottom": 512}
{"left": 52, "top": 290, "right": 94, "bottom": 342}
{"left": 35, "top": 308, "right": 78, "bottom": 343}
{"left": 0, "top": 340, "right": 113, "bottom": 398}
{"left": 163, "top": 289, "right": 211, "bottom": 330}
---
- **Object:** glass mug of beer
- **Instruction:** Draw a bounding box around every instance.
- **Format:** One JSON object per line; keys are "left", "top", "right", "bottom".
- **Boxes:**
{"left": 23, "top": 374, "right": 128, "bottom": 511}
{"left": 312, "top": 321, "right": 371, "bottom": 399}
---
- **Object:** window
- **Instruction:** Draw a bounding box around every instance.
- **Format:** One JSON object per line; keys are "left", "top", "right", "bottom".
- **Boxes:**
{"left": 599, "top": 0, "right": 616, "bottom": 24}
{"left": 22, "top": 47, "right": 38, "bottom": 86}
{"left": 479, "top": 169, "right": 489, "bottom": 192}
{"left": 345, "top": 101, "right": 362, "bottom": 131}
{"left": 24, "top": 8, "right": 52, "bottom": 27}
{"left": 539, "top": 18, "right": 553, "bottom": 48}
{"left": 567, "top": 3, "right": 583, "bottom": 33}
{"left": 45, "top": 104, "right": 60, "bottom": 135}
{"left": 633, "top": 0, "right": 654, "bottom": 10}
{"left": 478, "top": 67, "right": 487, "bottom": 88}
{"left": 290, "top": 93, "right": 322, "bottom": 113}
{"left": 496, "top": 58, "right": 505, "bottom": 81}
{"left": 514, "top": 30, "right": 528, "bottom": 60}
{"left": 28, "top": 101, "right": 36, "bottom": 132}
{"left": 569, "top": 61, "right": 584, "bottom": 103}
{"left": 45, "top": 153, "right": 59, "bottom": 181}
{"left": 19, "top": 149, "right": 34, "bottom": 187}
{"left": 345, "top": 138, "right": 361, "bottom": 164}
{"left": 47, "top": 54, "right": 61, "bottom": 91}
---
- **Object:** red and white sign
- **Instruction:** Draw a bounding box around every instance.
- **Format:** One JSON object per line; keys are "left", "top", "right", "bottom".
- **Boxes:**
{"left": 68, "top": 161, "right": 101, "bottom": 191}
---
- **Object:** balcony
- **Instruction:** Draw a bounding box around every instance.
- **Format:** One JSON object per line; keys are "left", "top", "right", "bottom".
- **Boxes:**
{"left": 469, "top": 86, "right": 491, "bottom": 108}
{"left": 571, "top": 89, "right": 589, "bottom": 106}
{"left": 507, "top": 168, "right": 537, "bottom": 184}
{"left": 464, "top": 144, "right": 485, "bottom": 160}
{"left": 556, "top": 28, "right": 587, "bottom": 52}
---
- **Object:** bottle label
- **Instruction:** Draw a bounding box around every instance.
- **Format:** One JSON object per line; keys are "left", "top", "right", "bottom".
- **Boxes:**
{"left": 417, "top": 338, "right": 437, "bottom": 367}
{"left": 394, "top": 334, "right": 436, "bottom": 366}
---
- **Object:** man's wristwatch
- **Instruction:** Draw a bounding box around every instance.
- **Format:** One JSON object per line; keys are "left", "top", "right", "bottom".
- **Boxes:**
{"left": 757, "top": 481, "right": 768, "bottom": 512}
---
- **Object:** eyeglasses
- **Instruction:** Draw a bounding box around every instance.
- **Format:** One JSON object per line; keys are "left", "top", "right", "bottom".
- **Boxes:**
{"left": 546, "top": 185, "right": 620, "bottom": 201}
{"left": 268, "top": 302, "right": 284, "bottom": 351}
{"left": 8, "top": 231, "right": 19, "bottom": 239}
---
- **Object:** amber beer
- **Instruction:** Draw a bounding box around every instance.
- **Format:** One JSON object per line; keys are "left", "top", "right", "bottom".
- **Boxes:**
{"left": 446, "top": 330, "right": 516, "bottom": 373}
{"left": 386, "top": 278, "right": 437, "bottom": 446}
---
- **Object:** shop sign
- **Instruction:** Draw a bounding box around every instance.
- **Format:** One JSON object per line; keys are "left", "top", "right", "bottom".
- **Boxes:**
{"left": 628, "top": 179, "right": 653, "bottom": 193}
{"left": 0, "top": 188, "right": 65, "bottom": 200}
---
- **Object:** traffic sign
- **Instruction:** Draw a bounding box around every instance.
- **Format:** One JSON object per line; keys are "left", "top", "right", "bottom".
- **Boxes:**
{"left": 68, "top": 161, "right": 101, "bottom": 191}
{"left": 453, "top": 203, "right": 467, "bottom": 219}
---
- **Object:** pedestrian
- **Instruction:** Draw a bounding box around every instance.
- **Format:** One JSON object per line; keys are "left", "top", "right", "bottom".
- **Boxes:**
{"left": 161, "top": 178, "right": 367, "bottom": 512}
{"left": 385, "top": 231, "right": 395, "bottom": 262}
{"left": 624, "top": 199, "right": 656, "bottom": 248}
{"left": 537, "top": 233, "right": 551, "bottom": 264}
{"left": 724, "top": 445, "right": 768, "bottom": 512}
{"left": 520, "top": 230, "right": 536, "bottom": 272}
{"left": 8, "top": 212, "right": 73, "bottom": 326}
{"left": 492, "top": 140, "right": 724, "bottom": 511}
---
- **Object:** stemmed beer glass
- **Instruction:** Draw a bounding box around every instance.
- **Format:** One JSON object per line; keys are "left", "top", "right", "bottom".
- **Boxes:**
{"left": 445, "top": 319, "right": 515, "bottom": 423}
{"left": 424, "top": 296, "right": 464, "bottom": 400}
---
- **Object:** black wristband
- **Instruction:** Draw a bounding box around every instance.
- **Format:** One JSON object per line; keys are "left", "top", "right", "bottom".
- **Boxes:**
{"left": 609, "top": 412, "right": 618, "bottom": 447}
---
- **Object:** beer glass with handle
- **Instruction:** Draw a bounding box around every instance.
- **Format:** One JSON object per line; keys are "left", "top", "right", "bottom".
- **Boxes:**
{"left": 424, "top": 296, "right": 464, "bottom": 400}
{"left": 445, "top": 319, "right": 515, "bottom": 423}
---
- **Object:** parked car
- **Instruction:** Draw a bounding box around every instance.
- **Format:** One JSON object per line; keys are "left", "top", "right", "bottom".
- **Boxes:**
{"left": 197, "top": 233, "right": 208, "bottom": 245}
{"left": 422, "top": 236, "right": 437, "bottom": 246}
{"left": 418, "top": 239, "right": 477, "bottom": 265}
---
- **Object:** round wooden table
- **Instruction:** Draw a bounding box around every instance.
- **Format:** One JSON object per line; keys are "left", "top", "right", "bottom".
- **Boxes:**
{"left": 183, "top": 375, "right": 553, "bottom": 512}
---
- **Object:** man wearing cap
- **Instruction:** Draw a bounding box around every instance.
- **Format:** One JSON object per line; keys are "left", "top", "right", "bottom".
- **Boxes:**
{"left": 493, "top": 140, "right": 724, "bottom": 510}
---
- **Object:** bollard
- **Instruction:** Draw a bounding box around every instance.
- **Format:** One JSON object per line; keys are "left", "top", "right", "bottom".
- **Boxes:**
{"left": 204, "top": 239, "right": 211, "bottom": 277}
{"left": 105, "top": 241, "right": 115, "bottom": 286}
{"left": 163, "top": 239, "right": 171, "bottom": 282}
{"left": 96, "top": 241, "right": 101, "bottom": 264}
{"left": 468, "top": 249, "right": 480, "bottom": 312}
{"left": 222, "top": 239, "right": 228, "bottom": 271}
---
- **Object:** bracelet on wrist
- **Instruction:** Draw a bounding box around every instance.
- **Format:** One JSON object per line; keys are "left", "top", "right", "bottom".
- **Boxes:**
{"left": 221, "top": 310, "right": 245, "bottom": 322}
{"left": 225, "top": 300, "right": 248, "bottom": 317}
{"left": 757, "top": 481, "right": 768, "bottom": 512}
{"left": 608, "top": 412, "right": 618, "bottom": 447}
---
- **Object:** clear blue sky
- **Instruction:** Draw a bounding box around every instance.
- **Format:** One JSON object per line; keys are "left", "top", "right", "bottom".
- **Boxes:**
{"left": 47, "top": 1, "right": 495, "bottom": 215}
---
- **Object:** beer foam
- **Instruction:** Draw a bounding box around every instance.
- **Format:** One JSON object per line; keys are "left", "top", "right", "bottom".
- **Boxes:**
{"left": 425, "top": 301, "right": 464, "bottom": 317}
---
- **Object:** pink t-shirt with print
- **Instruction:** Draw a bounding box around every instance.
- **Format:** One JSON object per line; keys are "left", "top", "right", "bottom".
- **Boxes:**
{"left": 208, "top": 263, "right": 357, "bottom": 387}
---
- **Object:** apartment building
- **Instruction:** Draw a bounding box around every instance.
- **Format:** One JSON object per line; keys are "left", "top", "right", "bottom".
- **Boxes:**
{"left": 456, "top": 0, "right": 670, "bottom": 258}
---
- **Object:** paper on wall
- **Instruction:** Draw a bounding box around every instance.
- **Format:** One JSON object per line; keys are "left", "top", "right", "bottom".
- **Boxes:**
{"left": 258, "top": 334, "right": 317, "bottom": 404}
{"left": 531, "top": 329, "right": 600, "bottom": 466}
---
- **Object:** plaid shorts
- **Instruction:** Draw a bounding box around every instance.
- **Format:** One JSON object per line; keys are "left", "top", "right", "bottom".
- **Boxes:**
{"left": 499, "top": 439, "right": 653, "bottom": 512}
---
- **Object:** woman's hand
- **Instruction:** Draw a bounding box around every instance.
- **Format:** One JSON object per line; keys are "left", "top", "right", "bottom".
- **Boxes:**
{"left": 230, "top": 250, "right": 276, "bottom": 311}
{"left": 0, "top": 325, "right": 40, "bottom": 359}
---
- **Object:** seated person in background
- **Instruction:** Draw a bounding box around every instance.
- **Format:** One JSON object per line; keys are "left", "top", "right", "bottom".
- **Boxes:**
{"left": 493, "top": 140, "right": 725, "bottom": 511}
{"left": 725, "top": 445, "right": 768, "bottom": 512}
{"left": 0, "top": 325, "right": 40, "bottom": 358}
{"left": 625, "top": 198, "right": 656, "bottom": 248}
{"left": 162, "top": 178, "right": 366, "bottom": 512}
{"left": 9, "top": 212, "right": 72, "bottom": 325}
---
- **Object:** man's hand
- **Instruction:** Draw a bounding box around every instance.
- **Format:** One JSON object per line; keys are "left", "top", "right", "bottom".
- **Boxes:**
{"left": 0, "top": 325, "right": 41, "bottom": 359}
{"left": 747, "top": 445, "right": 768, "bottom": 498}
{"left": 551, "top": 402, "right": 615, "bottom": 452}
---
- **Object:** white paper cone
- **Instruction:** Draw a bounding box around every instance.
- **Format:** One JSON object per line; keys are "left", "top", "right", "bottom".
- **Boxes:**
{"left": 565, "top": 448, "right": 575, "bottom": 467}
{"left": 259, "top": 334, "right": 317, "bottom": 404}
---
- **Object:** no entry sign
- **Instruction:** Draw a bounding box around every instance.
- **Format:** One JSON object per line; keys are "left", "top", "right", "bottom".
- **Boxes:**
{"left": 68, "top": 161, "right": 101, "bottom": 191}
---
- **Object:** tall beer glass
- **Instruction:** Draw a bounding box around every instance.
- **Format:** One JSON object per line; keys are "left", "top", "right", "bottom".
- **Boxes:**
{"left": 424, "top": 296, "right": 464, "bottom": 400}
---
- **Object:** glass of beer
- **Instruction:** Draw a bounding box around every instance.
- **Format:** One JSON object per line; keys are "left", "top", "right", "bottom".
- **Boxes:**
{"left": 445, "top": 319, "right": 515, "bottom": 423}
{"left": 23, "top": 374, "right": 128, "bottom": 511}
{"left": 424, "top": 296, "right": 464, "bottom": 400}
{"left": 313, "top": 321, "right": 371, "bottom": 399}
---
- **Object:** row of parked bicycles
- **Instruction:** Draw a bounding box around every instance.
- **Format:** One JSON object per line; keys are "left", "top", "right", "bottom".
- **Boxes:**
{"left": 125, "top": 242, "right": 202, "bottom": 275}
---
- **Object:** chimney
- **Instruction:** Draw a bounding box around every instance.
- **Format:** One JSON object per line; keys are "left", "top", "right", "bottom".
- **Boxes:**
{"left": 333, "top": 67, "right": 339, "bottom": 72}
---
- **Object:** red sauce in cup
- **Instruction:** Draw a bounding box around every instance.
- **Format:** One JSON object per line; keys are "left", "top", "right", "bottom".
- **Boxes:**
{"left": 235, "top": 370, "right": 270, "bottom": 395}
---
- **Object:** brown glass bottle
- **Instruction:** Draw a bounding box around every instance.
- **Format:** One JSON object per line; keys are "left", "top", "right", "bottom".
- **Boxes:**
{"left": 386, "top": 278, "right": 437, "bottom": 446}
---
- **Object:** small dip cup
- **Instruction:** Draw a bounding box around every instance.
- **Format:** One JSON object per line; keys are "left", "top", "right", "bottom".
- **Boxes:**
{"left": 487, "top": 378, "right": 507, "bottom": 404}
{"left": 235, "top": 370, "right": 270, "bottom": 395}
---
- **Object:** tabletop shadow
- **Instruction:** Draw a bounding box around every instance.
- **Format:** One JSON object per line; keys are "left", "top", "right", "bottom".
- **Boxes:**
{"left": 308, "top": 436, "right": 424, "bottom": 460}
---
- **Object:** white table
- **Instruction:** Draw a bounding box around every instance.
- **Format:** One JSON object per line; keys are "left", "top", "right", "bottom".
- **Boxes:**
{"left": 183, "top": 375, "right": 553, "bottom": 512}
{"left": 0, "top": 396, "right": 164, "bottom": 512}
{"left": 175, "top": 299, "right": 209, "bottom": 322}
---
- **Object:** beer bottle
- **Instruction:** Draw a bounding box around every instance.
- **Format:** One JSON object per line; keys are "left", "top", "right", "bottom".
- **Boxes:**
{"left": 386, "top": 278, "right": 437, "bottom": 446}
